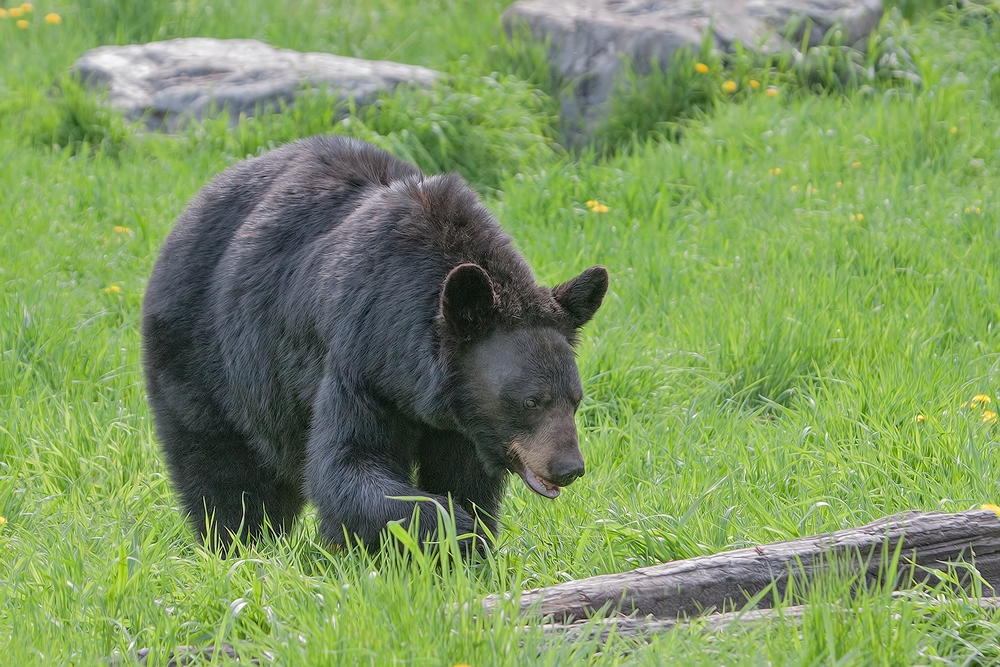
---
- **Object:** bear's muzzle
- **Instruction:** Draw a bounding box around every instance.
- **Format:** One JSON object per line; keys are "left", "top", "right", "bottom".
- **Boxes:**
{"left": 509, "top": 412, "right": 585, "bottom": 499}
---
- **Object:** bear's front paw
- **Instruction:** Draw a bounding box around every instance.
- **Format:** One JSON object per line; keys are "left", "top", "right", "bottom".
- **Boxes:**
{"left": 453, "top": 509, "right": 495, "bottom": 558}
{"left": 416, "top": 502, "right": 472, "bottom": 539}
{"left": 412, "top": 503, "right": 489, "bottom": 557}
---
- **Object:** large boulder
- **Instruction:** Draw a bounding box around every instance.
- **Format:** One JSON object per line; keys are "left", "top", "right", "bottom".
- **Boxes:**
{"left": 72, "top": 38, "right": 442, "bottom": 129}
{"left": 503, "top": 0, "right": 883, "bottom": 144}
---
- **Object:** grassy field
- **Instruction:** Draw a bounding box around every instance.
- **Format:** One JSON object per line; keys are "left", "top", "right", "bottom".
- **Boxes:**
{"left": 4, "top": 0, "right": 1000, "bottom": 664}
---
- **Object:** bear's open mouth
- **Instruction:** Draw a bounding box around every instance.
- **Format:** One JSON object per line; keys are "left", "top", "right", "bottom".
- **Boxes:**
{"left": 521, "top": 466, "right": 561, "bottom": 499}
{"left": 508, "top": 441, "right": 561, "bottom": 499}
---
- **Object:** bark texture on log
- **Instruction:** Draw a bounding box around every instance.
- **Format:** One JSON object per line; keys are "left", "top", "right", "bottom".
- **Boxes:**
{"left": 540, "top": 597, "right": 1000, "bottom": 642}
{"left": 540, "top": 605, "right": 796, "bottom": 642}
{"left": 483, "top": 510, "right": 1000, "bottom": 623}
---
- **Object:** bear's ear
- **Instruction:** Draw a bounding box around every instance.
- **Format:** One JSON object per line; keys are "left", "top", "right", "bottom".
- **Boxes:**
{"left": 440, "top": 263, "right": 498, "bottom": 339}
{"left": 552, "top": 265, "right": 609, "bottom": 330}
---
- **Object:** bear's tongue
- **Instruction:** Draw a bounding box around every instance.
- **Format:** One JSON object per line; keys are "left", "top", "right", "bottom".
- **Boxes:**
{"left": 523, "top": 467, "right": 560, "bottom": 499}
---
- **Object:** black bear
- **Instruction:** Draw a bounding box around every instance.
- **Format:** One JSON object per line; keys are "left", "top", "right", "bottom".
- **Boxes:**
{"left": 142, "top": 136, "right": 608, "bottom": 552}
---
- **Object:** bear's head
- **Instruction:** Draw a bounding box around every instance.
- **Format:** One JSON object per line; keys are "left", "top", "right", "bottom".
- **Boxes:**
{"left": 440, "top": 263, "right": 608, "bottom": 498}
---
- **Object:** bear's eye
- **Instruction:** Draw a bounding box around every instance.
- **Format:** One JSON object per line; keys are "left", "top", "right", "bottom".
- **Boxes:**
{"left": 523, "top": 398, "right": 538, "bottom": 409}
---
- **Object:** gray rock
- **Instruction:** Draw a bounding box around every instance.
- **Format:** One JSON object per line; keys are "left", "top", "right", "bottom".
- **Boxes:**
{"left": 503, "top": 0, "right": 883, "bottom": 143}
{"left": 73, "top": 38, "right": 442, "bottom": 129}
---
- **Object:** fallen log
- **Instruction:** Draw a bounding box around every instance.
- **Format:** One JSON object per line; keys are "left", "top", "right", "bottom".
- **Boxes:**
{"left": 483, "top": 510, "right": 1000, "bottom": 623}
{"left": 539, "top": 605, "right": 802, "bottom": 643}
{"left": 539, "top": 597, "right": 1000, "bottom": 642}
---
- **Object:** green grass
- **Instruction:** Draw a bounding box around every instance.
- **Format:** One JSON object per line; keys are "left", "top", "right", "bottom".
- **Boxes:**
{"left": 4, "top": 1, "right": 1000, "bottom": 664}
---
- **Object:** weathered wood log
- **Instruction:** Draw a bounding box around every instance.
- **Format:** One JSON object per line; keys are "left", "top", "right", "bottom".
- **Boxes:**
{"left": 540, "top": 596, "right": 1000, "bottom": 643}
{"left": 483, "top": 510, "right": 1000, "bottom": 623}
{"left": 539, "top": 605, "right": 801, "bottom": 643}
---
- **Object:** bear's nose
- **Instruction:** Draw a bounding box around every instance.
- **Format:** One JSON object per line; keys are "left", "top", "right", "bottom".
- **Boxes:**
{"left": 548, "top": 460, "right": 585, "bottom": 487}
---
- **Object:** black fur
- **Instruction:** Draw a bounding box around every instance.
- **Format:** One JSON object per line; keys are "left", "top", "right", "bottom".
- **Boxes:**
{"left": 142, "top": 136, "right": 607, "bottom": 552}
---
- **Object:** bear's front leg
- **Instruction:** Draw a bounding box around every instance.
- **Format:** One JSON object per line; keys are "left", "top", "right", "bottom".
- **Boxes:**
{"left": 306, "top": 377, "right": 477, "bottom": 551}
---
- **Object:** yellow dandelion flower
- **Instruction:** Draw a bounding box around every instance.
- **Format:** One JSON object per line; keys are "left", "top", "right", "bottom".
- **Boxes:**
{"left": 914, "top": 414, "right": 925, "bottom": 422}
{"left": 695, "top": 62, "right": 709, "bottom": 74}
{"left": 856, "top": 213, "right": 864, "bottom": 221}
{"left": 0, "top": 9, "right": 7, "bottom": 18}
{"left": 950, "top": 126, "right": 958, "bottom": 134}
{"left": 16, "top": 18, "right": 27, "bottom": 28}
{"left": 586, "top": 199, "right": 598, "bottom": 209}
{"left": 976, "top": 207, "right": 981, "bottom": 213}
{"left": 851, "top": 161, "right": 861, "bottom": 169}
{"left": 969, "top": 394, "right": 992, "bottom": 409}
{"left": 984, "top": 410, "right": 997, "bottom": 424}
{"left": 722, "top": 80, "right": 737, "bottom": 94}
{"left": 113, "top": 225, "right": 132, "bottom": 234}
{"left": 104, "top": 285, "right": 121, "bottom": 294}
{"left": 44, "top": 12, "right": 60, "bottom": 24}
{"left": 982, "top": 503, "right": 1000, "bottom": 517}
{"left": 790, "top": 184, "right": 798, "bottom": 192}
{"left": 21, "top": 2, "right": 32, "bottom": 11}
{"left": 766, "top": 86, "right": 778, "bottom": 97}
{"left": 965, "top": 206, "right": 971, "bottom": 213}
{"left": 0, "top": 516, "right": 6, "bottom": 526}
{"left": 9, "top": 6, "right": 22, "bottom": 17}
{"left": 592, "top": 203, "right": 609, "bottom": 213}
{"left": 835, "top": 181, "right": 842, "bottom": 188}
{"left": 749, "top": 79, "right": 760, "bottom": 90}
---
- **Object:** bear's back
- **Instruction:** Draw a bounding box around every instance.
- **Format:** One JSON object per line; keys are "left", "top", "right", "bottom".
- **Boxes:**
{"left": 143, "top": 136, "right": 422, "bottom": 325}
{"left": 141, "top": 137, "right": 427, "bottom": 430}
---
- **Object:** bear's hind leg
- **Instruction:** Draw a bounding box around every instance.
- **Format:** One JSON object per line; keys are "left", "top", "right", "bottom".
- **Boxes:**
{"left": 156, "top": 418, "right": 305, "bottom": 550}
